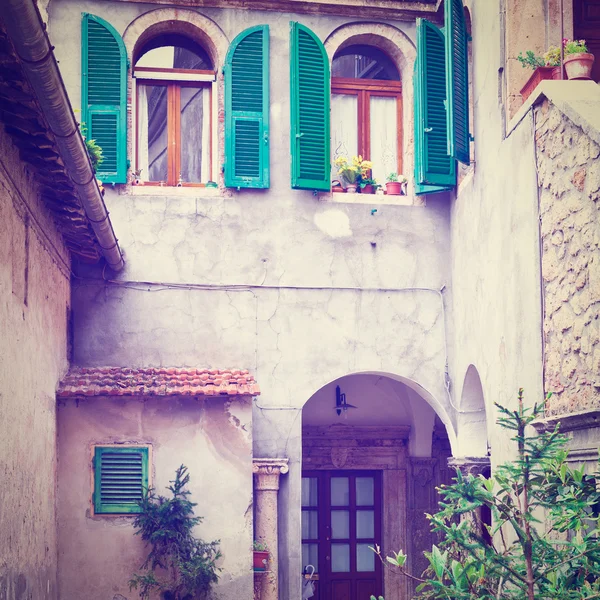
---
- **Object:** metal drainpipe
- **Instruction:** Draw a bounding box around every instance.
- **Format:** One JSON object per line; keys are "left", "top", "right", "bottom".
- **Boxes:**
{"left": 0, "top": 0, "right": 125, "bottom": 272}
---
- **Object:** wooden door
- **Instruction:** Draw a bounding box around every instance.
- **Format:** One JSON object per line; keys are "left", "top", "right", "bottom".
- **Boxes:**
{"left": 574, "top": 0, "right": 600, "bottom": 82}
{"left": 302, "top": 471, "right": 383, "bottom": 600}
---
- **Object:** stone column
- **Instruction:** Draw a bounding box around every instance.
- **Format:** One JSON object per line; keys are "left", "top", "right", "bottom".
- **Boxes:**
{"left": 447, "top": 456, "right": 490, "bottom": 477}
{"left": 253, "top": 458, "right": 289, "bottom": 600}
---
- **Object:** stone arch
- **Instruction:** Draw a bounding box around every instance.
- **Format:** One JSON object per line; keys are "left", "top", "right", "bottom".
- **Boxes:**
{"left": 122, "top": 9, "right": 228, "bottom": 185}
{"left": 302, "top": 369, "right": 457, "bottom": 454}
{"left": 456, "top": 364, "right": 488, "bottom": 457}
{"left": 123, "top": 8, "right": 229, "bottom": 68}
{"left": 324, "top": 23, "right": 416, "bottom": 196}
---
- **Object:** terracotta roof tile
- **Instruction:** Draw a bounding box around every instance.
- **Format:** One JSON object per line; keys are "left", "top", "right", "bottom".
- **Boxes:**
{"left": 57, "top": 367, "right": 260, "bottom": 398}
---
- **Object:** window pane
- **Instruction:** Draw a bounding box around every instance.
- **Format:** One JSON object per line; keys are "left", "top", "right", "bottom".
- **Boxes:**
{"left": 331, "top": 510, "right": 349, "bottom": 539}
{"left": 302, "top": 543, "right": 318, "bottom": 570}
{"left": 138, "top": 84, "right": 168, "bottom": 183}
{"left": 302, "top": 510, "right": 318, "bottom": 539}
{"left": 356, "top": 477, "right": 374, "bottom": 505}
{"left": 369, "top": 95, "right": 398, "bottom": 184}
{"left": 332, "top": 45, "right": 400, "bottom": 80}
{"left": 331, "top": 94, "right": 358, "bottom": 185}
{"left": 356, "top": 510, "right": 374, "bottom": 538}
{"left": 302, "top": 477, "right": 318, "bottom": 507}
{"left": 331, "top": 477, "right": 349, "bottom": 506}
{"left": 180, "top": 86, "right": 210, "bottom": 183}
{"left": 331, "top": 543, "right": 350, "bottom": 572}
{"left": 357, "top": 543, "right": 375, "bottom": 572}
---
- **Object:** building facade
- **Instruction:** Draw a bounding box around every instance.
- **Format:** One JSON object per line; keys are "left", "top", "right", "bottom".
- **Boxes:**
{"left": 0, "top": 0, "right": 599, "bottom": 599}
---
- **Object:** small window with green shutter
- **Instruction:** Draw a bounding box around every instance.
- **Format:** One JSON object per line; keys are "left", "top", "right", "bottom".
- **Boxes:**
{"left": 224, "top": 26, "right": 270, "bottom": 189}
{"left": 290, "top": 22, "right": 331, "bottom": 192}
{"left": 81, "top": 14, "right": 128, "bottom": 184}
{"left": 93, "top": 446, "right": 149, "bottom": 515}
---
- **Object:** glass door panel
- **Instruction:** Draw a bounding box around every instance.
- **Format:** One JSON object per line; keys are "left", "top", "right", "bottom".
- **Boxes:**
{"left": 138, "top": 83, "right": 168, "bottom": 183}
{"left": 302, "top": 471, "right": 382, "bottom": 600}
{"left": 369, "top": 95, "right": 398, "bottom": 183}
{"left": 331, "top": 93, "right": 358, "bottom": 185}
{"left": 179, "top": 86, "right": 210, "bottom": 183}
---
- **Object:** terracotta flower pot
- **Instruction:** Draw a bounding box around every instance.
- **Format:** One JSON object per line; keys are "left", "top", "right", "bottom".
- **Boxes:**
{"left": 564, "top": 53, "right": 595, "bottom": 80}
{"left": 253, "top": 551, "right": 269, "bottom": 571}
{"left": 385, "top": 181, "right": 402, "bottom": 195}
{"left": 361, "top": 184, "right": 374, "bottom": 194}
{"left": 520, "top": 66, "right": 556, "bottom": 101}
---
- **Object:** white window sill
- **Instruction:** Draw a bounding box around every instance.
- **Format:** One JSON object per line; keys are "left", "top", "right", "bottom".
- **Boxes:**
{"left": 126, "top": 185, "right": 222, "bottom": 197}
{"left": 319, "top": 192, "right": 424, "bottom": 206}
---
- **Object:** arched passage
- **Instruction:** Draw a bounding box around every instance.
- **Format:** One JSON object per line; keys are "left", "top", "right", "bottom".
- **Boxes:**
{"left": 300, "top": 371, "right": 455, "bottom": 599}
{"left": 456, "top": 364, "right": 488, "bottom": 457}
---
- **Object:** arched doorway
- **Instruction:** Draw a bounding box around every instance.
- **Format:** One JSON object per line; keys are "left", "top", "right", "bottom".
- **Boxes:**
{"left": 301, "top": 373, "right": 454, "bottom": 600}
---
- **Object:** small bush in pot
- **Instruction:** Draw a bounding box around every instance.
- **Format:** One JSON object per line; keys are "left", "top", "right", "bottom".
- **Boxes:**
{"left": 518, "top": 50, "right": 561, "bottom": 100}
{"left": 385, "top": 173, "right": 407, "bottom": 195}
{"left": 359, "top": 178, "right": 379, "bottom": 194}
{"left": 129, "top": 465, "right": 221, "bottom": 600}
{"left": 253, "top": 540, "right": 269, "bottom": 571}
{"left": 563, "top": 38, "right": 595, "bottom": 79}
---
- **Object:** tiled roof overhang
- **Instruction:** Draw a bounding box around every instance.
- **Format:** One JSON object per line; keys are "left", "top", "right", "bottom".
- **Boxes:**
{"left": 57, "top": 367, "right": 261, "bottom": 398}
{"left": 0, "top": 26, "right": 101, "bottom": 262}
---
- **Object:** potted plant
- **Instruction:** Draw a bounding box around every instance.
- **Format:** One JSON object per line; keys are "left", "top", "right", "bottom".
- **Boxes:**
{"left": 517, "top": 50, "right": 561, "bottom": 100}
{"left": 563, "top": 38, "right": 595, "bottom": 79}
{"left": 385, "top": 173, "right": 407, "bottom": 195}
{"left": 359, "top": 178, "right": 379, "bottom": 194}
{"left": 334, "top": 155, "right": 373, "bottom": 193}
{"left": 253, "top": 540, "right": 269, "bottom": 571}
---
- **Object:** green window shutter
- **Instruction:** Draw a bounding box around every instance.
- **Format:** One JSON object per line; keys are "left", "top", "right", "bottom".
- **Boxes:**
{"left": 414, "top": 56, "right": 451, "bottom": 196}
{"left": 224, "top": 25, "right": 270, "bottom": 188}
{"left": 93, "top": 446, "right": 148, "bottom": 514}
{"left": 445, "top": 0, "right": 470, "bottom": 165}
{"left": 82, "top": 14, "right": 128, "bottom": 184}
{"left": 290, "top": 22, "right": 330, "bottom": 192}
{"left": 414, "top": 18, "right": 456, "bottom": 192}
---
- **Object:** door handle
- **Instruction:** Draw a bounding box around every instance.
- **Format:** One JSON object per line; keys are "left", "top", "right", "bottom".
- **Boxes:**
{"left": 424, "top": 127, "right": 433, "bottom": 133}
{"left": 296, "top": 132, "right": 305, "bottom": 138}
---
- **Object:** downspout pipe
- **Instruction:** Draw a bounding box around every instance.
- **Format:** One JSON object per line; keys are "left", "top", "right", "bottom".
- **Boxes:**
{"left": 0, "top": 0, "right": 125, "bottom": 272}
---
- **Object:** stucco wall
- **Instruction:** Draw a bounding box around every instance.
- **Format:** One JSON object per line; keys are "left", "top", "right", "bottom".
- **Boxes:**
{"left": 0, "top": 125, "right": 70, "bottom": 599}
{"left": 535, "top": 100, "right": 600, "bottom": 416}
{"left": 450, "top": 0, "right": 544, "bottom": 460}
{"left": 56, "top": 395, "right": 252, "bottom": 600}
{"left": 49, "top": 3, "right": 456, "bottom": 599}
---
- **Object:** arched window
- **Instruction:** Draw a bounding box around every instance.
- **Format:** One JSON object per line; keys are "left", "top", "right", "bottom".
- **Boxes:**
{"left": 331, "top": 45, "right": 402, "bottom": 186}
{"left": 134, "top": 34, "right": 215, "bottom": 186}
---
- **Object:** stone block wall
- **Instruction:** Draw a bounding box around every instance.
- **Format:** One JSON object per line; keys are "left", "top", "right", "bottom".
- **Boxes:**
{"left": 0, "top": 124, "right": 70, "bottom": 599}
{"left": 535, "top": 99, "right": 600, "bottom": 415}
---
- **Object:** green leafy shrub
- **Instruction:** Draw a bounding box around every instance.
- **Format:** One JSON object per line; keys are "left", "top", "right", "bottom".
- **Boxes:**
{"left": 373, "top": 389, "right": 600, "bottom": 599}
{"left": 517, "top": 50, "right": 545, "bottom": 70}
{"left": 79, "top": 123, "right": 104, "bottom": 172}
{"left": 129, "top": 465, "right": 221, "bottom": 600}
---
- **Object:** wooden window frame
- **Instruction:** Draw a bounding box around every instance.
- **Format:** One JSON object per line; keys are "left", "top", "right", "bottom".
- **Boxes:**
{"left": 135, "top": 77, "right": 214, "bottom": 187}
{"left": 331, "top": 77, "right": 403, "bottom": 179}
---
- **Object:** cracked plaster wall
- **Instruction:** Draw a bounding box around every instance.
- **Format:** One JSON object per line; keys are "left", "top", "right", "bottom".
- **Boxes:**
{"left": 535, "top": 100, "right": 600, "bottom": 416}
{"left": 57, "top": 395, "right": 252, "bottom": 600}
{"left": 49, "top": 3, "right": 455, "bottom": 599}
{"left": 450, "top": 0, "right": 544, "bottom": 461}
{"left": 0, "top": 121, "right": 69, "bottom": 600}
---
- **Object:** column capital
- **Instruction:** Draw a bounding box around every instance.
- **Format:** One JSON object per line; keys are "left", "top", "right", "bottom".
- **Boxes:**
{"left": 447, "top": 456, "right": 490, "bottom": 476}
{"left": 253, "top": 458, "right": 289, "bottom": 491}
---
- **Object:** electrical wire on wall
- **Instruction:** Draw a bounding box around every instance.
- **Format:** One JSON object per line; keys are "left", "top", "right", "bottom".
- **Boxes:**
{"left": 76, "top": 274, "right": 484, "bottom": 415}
